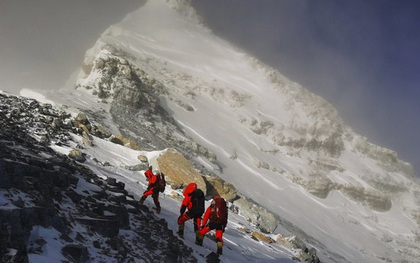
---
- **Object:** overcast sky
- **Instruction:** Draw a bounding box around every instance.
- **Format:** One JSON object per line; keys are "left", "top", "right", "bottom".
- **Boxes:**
{"left": 191, "top": 0, "right": 420, "bottom": 176}
{"left": 0, "top": 0, "right": 418, "bottom": 175}
{"left": 0, "top": 0, "right": 145, "bottom": 92}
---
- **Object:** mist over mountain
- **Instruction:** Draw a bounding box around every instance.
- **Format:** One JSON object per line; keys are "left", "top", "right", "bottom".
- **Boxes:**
{"left": 189, "top": 0, "right": 420, "bottom": 176}
{"left": 1, "top": 0, "right": 419, "bottom": 262}
{"left": 0, "top": 0, "right": 146, "bottom": 93}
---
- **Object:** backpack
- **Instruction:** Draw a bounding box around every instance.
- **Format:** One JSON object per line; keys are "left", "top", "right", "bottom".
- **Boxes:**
{"left": 155, "top": 173, "right": 166, "bottom": 193}
{"left": 210, "top": 197, "right": 228, "bottom": 225}
{"left": 190, "top": 189, "right": 205, "bottom": 216}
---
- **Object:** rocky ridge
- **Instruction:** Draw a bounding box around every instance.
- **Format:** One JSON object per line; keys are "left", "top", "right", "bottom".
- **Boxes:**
{"left": 0, "top": 92, "right": 196, "bottom": 262}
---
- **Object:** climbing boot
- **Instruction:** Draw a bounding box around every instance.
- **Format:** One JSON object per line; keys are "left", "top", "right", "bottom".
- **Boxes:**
{"left": 156, "top": 206, "right": 161, "bottom": 214}
{"left": 178, "top": 224, "right": 185, "bottom": 238}
{"left": 139, "top": 196, "right": 146, "bottom": 205}
{"left": 216, "top": 241, "right": 223, "bottom": 255}
{"left": 195, "top": 231, "right": 204, "bottom": 246}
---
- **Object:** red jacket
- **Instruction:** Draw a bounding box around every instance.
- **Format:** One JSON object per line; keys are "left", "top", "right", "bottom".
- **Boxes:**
{"left": 179, "top": 183, "right": 197, "bottom": 215}
{"left": 144, "top": 169, "right": 157, "bottom": 187}
{"left": 201, "top": 196, "right": 228, "bottom": 227}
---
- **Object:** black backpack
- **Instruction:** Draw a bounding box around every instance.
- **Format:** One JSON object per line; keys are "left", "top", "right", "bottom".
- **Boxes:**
{"left": 190, "top": 189, "right": 205, "bottom": 215}
{"left": 155, "top": 173, "right": 166, "bottom": 193}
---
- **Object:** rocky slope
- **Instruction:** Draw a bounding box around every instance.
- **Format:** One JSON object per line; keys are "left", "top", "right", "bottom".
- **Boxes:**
{"left": 0, "top": 92, "right": 196, "bottom": 262}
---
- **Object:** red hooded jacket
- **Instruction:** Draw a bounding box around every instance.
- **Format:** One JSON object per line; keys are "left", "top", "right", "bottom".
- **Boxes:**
{"left": 179, "top": 183, "right": 197, "bottom": 215}
{"left": 201, "top": 196, "right": 228, "bottom": 227}
{"left": 144, "top": 169, "right": 157, "bottom": 187}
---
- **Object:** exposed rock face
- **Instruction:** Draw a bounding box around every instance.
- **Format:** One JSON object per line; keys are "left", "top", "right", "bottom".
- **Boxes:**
{"left": 72, "top": 112, "right": 112, "bottom": 140}
{"left": 156, "top": 149, "right": 207, "bottom": 194}
{"left": 78, "top": 47, "right": 219, "bottom": 170}
{"left": 354, "top": 136, "right": 414, "bottom": 176}
{"left": 297, "top": 176, "right": 335, "bottom": 199}
{"left": 232, "top": 196, "right": 278, "bottom": 233}
{"left": 340, "top": 185, "right": 392, "bottom": 212}
{"left": 294, "top": 175, "right": 393, "bottom": 212}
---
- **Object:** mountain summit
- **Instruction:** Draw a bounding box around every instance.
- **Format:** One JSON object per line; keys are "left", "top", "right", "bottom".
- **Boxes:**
{"left": 37, "top": 0, "right": 420, "bottom": 262}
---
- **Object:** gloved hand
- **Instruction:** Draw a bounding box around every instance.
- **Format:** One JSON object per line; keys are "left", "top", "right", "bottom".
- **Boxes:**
{"left": 222, "top": 225, "right": 226, "bottom": 232}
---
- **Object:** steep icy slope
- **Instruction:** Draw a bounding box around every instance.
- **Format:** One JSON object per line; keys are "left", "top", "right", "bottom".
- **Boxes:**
{"left": 54, "top": 0, "right": 420, "bottom": 262}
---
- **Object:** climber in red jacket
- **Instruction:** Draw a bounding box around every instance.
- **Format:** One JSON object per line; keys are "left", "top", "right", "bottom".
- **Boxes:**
{"left": 197, "top": 196, "right": 228, "bottom": 255}
{"left": 139, "top": 166, "right": 161, "bottom": 214}
{"left": 177, "top": 183, "right": 205, "bottom": 244}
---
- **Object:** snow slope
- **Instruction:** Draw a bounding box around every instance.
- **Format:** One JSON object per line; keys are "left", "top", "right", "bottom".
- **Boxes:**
{"left": 38, "top": 0, "right": 420, "bottom": 262}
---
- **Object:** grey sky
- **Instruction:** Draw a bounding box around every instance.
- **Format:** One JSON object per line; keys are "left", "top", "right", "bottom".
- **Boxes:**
{"left": 0, "top": 0, "right": 145, "bottom": 92}
{"left": 0, "top": 0, "right": 418, "bottom": 175}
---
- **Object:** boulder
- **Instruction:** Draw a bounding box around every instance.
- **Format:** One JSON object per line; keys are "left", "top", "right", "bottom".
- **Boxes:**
{"left": 109, "top": 135, "right": 140, "bottom": 150}
{"left": 155, "top": 149, "right": 206, "bottom": 195}
{"left": 68, "top": 149, "right": 86, "bottom": 163}
{"left": 286, "top": 235, "right": 307, "bottom": 251}
{"left": 301, "top": 176, "right": 334, "bottom": 199}
{"left": 137, "top": 155, "right": 148, "bottom": 163}
{"left": 204, "top": 176, "right": 238, "bottom": 201}
{"left": 251, "top": 231, "right": 274, "bottom": 243}
{"left": 72, "top": 112, "right": 91, "bottom": 130}
{"left": 233, "top": 196, "right": 278, "bottom": 233}
{"left": 62, "top": 244, "right": 89, "bottom": 263}
{"left": 91, "top": 124, "right": 112, "bottom": 139}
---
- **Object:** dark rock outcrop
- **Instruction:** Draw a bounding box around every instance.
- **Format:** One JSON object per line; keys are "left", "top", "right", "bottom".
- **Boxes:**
{"left": 0, "top": 92, "right": 196, "bottom": 262}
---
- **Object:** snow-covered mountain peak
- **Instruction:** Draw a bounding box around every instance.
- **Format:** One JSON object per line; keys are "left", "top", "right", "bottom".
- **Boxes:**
{"left": 52, "top": 1, "right": 420, "bottom": 262}
{"left": 164, "top": 0, "right": 203, "bottom": 23}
